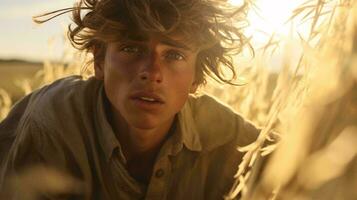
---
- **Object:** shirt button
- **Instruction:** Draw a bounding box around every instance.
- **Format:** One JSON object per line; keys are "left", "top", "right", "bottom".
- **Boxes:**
{"left": 155, "top": 169, "right": 165, "bottom": 178}
{"left": 120, "top": 185, "right": 131, "bottom": 193}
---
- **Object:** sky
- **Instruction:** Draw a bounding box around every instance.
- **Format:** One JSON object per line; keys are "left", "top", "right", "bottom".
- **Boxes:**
{"left": 0, "top": 0, "right": 74, "bottom": 62}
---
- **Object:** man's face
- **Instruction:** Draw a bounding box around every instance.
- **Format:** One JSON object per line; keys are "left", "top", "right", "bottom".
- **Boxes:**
{"left": 95, "top": 35, "right": 198, "bottom": 130}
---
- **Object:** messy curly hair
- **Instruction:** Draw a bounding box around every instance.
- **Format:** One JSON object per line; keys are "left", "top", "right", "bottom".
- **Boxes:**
{"left": 34, "top": 0, "right": 250, "bottom": 86}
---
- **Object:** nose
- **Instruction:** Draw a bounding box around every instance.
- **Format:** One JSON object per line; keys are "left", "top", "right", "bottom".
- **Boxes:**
{"left": 139, "top": 53, "right": 163, "bottom": 83}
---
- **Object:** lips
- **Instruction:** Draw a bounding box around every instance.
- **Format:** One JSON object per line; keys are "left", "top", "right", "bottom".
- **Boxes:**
{"left": 130, "top": 91, "right": 165, "bottom": 104}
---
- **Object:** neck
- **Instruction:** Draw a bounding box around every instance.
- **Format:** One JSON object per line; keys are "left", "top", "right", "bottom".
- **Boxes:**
{"left": 108, "top": 108, "right": 175, "bottom": 162}
{"left": 121, "top": 120, "right": 174, "bottom": 160}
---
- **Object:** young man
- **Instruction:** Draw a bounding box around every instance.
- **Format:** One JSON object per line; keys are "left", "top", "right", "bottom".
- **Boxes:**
{"left": 0, "top": 0, "right": 259, "bottom": 199}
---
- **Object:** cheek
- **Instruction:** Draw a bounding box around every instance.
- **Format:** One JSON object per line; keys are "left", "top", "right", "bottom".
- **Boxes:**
{"left": 103, "top": 55, "right": 135, "bottom": 108}
{"left": 106, "top": 53, "right": 137, "bottom": 75}
{"left": 167, "top": 67, "right": 196, "bottom": 109}
{"left": 175, "top": 63, "right": 196, "bottom": 88}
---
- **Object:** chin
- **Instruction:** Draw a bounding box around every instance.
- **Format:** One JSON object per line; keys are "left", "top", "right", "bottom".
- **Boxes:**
{"left": 128, "top": 117, "right": 161, "bottom": 130}
{"left": 133, "top": 124, "right": 157, "bottom": 130}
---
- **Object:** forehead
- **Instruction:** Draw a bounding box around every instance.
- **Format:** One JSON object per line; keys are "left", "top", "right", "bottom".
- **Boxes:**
{"left": 120, "top": 32, "right": 198, "bottom": 51}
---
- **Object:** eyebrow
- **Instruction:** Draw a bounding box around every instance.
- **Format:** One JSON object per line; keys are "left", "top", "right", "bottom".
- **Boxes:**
{"left": 160, "top": 39, "right": 192, "bottom": 51}
{"left": 126, "top": 34, "right": 149, "bottom": 42}
{"left": 121, "top": 36, "right": 193, "bottom": 51}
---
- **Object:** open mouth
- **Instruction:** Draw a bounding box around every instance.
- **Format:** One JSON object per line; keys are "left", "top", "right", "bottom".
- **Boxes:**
{"left": 130, "top": 91, "right": 165, "bottom": 106}
{"left": 135, "top": 96, "right": 163, "bottom": 104}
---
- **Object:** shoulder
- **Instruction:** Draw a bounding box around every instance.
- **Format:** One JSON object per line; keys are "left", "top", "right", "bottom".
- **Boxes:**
{"left": 1, "top": 75, "right": 102, "bottom": 130}
{"left": 33, "top": 75, "right": 100, "bottom": 105}
{"left": 187, "top": 93, "right": 259, "bottom": 151}
{"left": 28, "top": 76, "right": 102, "bottom": 124}
{"left": 1, "top": 75, "right": 103, "bottom": 145}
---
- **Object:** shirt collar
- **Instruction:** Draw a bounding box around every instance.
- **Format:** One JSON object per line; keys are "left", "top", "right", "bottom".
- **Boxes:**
{"left": 96, "top": 85, "right": 122, "bottom": 162}
{"left": 175, "top": 99, "right": 202, "bottom": 152}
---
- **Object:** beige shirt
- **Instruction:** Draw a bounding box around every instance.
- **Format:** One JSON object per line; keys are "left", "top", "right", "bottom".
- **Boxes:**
{"left": 0, "top": 76, "right": 259, "bottom": 200}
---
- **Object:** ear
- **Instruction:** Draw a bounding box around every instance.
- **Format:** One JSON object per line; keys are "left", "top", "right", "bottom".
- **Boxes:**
{"left": 189, "top": 82, "right": 198, "bottom": 93}
{"left": 93, "top": 46, "right": 105, "bottom": 80}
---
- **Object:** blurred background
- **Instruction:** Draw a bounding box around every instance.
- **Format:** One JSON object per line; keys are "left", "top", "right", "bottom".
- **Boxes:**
{"left": 0, "top": 0, "right": 356, "bottom": 199}
{"left": 0, "top": 0, "right": 73, "bottom": 61}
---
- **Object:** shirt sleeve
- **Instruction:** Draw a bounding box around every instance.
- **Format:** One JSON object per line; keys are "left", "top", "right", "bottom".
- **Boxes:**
{"left": 0, "top": 118, "right": 84, "bottom": 200}
{"left": 0, "top": 93, "right": 33, "bottom": 165}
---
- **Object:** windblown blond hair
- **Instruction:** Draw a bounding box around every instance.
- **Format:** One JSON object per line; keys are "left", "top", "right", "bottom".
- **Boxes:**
{"left": 34, "top": 0, "right": 251, "bottom": 86}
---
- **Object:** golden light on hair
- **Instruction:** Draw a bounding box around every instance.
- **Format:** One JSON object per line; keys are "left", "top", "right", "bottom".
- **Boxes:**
{"left": 230, "top": 0, "right": 311, "bottom": 44}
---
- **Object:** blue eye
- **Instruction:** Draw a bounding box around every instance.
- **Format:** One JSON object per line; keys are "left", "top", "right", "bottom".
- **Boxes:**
{"left": 165, "top": 51, "right": 185, "bottom": 60}
{"left": 121, "top": 46, "right": 140, "bottom": 54}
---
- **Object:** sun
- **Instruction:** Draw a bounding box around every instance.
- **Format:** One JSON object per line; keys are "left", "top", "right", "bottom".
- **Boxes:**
{"left": 229, "top": 0, "right": 306, "bottom": 44}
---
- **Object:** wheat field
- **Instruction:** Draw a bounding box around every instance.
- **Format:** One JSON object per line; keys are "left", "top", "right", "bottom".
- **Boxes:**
{"left": 0, "top": 0, "right": 356, "bottom": 199}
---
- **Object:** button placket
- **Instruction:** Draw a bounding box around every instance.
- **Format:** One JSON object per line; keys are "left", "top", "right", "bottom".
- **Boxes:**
{"left": 145, "top": 157, "right": 171, "bottom": 200}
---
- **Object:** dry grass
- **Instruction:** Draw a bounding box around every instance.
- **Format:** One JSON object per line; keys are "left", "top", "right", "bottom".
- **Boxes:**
{"left": 218, "top": 0, "right": 357, "bottom": 199}
{"left": 0, "top": 60, "right": 84, "bottom": 121}
{"left": 0, "top": 62, "right": 41, "bottom": 100}
{"left": 0, "top": 89, "right": 12, "bottom": 121}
